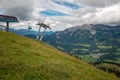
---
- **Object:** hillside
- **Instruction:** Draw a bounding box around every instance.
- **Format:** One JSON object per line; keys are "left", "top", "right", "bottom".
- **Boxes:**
{"left": 0, "top": 31, "right": 119, "bottom": 80}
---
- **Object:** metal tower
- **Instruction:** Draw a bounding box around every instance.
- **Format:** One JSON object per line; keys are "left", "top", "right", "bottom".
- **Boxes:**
{"left": 36, "top": 20, "right": 51, "bottom": 41}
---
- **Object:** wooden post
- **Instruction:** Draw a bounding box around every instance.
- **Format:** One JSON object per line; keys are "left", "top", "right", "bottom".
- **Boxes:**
{"left": 6, "top": 22, "right": 9, "bottom": 32}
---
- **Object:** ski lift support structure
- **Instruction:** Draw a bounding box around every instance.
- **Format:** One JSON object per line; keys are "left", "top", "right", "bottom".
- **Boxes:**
{"left": 36, "top": 21, "right": 51, "bottom": 41}
{"left": 0, "top": 14, "right": 18, "bottom": 32}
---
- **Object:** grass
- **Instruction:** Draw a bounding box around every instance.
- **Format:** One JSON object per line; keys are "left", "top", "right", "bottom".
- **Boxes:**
{"left": 0, "top": 31, "right": 119, "bottom": 80}
{"left": 98, "top": 45, "right": 112, "bottom": 49}
{"left": 80, "top": 55, "right": 96, "bottom": 63}
{"left": 73, "top": 43, "right": 90, "bottom": 48}
{"left": 117, "top": 49, "right": 120, "bottom": 52}
{"left": 73, "top": 48, "right": 89, "bottom": 52}
{"left": 96, "top": 63, "right": 120, "bottom": 77}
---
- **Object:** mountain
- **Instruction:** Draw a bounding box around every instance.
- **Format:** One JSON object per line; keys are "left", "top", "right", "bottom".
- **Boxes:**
{"left": 24, "top": 31, "right": 54, "bottom": 39}
{"left": 9, "top": 28, "right": 37, "bottom": 35}
{"left": 9, "top": 28, "right": 54, "bottom": 36}
{"left": 44, "top": 24, "right": 120, "bottom": 62}
{"left": 0, "top": 31, "right": 119, "bottom": 80}
{"left": 0, "top": 26, "right": 54, "bottom": 36}
{"left": 43, "top": 24, "right": 120, "bottom": 76}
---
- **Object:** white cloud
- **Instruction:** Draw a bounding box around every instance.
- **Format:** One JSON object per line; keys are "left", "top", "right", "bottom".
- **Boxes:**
{"left": 0, "top": 0, "right": 34, "bottom": 20}
{"left": 71, "top": 3, "right": 120, "bottom": 24}
{"left": 0, "top": 0, "right": 120, "bottom": 31}
{"left": 75, "top": 0, "right": 120, "bottom": 7}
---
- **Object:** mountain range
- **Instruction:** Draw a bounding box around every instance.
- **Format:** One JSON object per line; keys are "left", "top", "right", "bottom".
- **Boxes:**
{"left": 43, "top": 24, "right": 120, "bottom": 77}
{"left": 44, "top": 24, "right": 120, "bottom": 62}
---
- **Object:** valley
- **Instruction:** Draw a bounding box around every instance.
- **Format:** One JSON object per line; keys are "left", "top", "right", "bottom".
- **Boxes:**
{"left": 43, "top": 24, "right": 120, "bottom": 77}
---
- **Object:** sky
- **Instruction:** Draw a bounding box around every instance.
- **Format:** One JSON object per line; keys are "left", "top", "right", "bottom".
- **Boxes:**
{"left": 0, "top": 0, "right": 120, "bottom": 31}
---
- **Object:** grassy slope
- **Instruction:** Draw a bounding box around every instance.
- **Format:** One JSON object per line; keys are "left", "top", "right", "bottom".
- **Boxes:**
{"left": 0, "top": 31, "right": 119, "bottom": 80}
{"left": 96, "top": 63, "right": 120, "bottom": 77}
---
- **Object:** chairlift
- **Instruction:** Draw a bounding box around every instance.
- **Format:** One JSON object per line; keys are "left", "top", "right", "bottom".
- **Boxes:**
{"left": 28, "top": 24, "right": 32, "bottom": 30}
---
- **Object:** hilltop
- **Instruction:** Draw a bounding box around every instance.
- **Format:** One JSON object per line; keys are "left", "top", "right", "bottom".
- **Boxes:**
{"left": 0, "top": 31, "right": 119, "bottom": 80}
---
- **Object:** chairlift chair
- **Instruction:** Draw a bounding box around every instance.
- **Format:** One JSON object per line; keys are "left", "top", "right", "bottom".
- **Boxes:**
{"left": 28, "top": 24, "right": 32, "bottom": 30}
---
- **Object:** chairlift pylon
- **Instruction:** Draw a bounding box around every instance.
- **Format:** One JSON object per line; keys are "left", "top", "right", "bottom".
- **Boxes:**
{"left": 36, "top": 20, "right": 51, "bottom": 41}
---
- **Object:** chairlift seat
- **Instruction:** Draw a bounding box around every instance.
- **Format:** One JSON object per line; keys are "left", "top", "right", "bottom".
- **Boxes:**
{"left": 28, "top": 25, "right": 32, "bottom": 30}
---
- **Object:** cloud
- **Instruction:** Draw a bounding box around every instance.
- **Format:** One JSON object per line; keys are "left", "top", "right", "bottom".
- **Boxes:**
{"left": 75, "top": 0, "right": 120, "bottom": 7}
{"left": 37, "top": 0, "right": 120, "bottom": 31}
{"left": 45, "top": 2, "right": 120, "bottom": 31}
{"left": 40, "top": 9, "right": 68, "bottom": 16}
{"left": 0, "top": 0, "right": 34, "bottom": 20}
{"left": 52, "top": 0, "right": 80, "bottom": 9}
{"left": 0, "top": 0, "right": 120, "bottom": 31}
{"left": 65, "top": 2, "right": 120, "bottom": 25}
{"left": 0, "top": 9, "right": 3, "bottom": 14}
